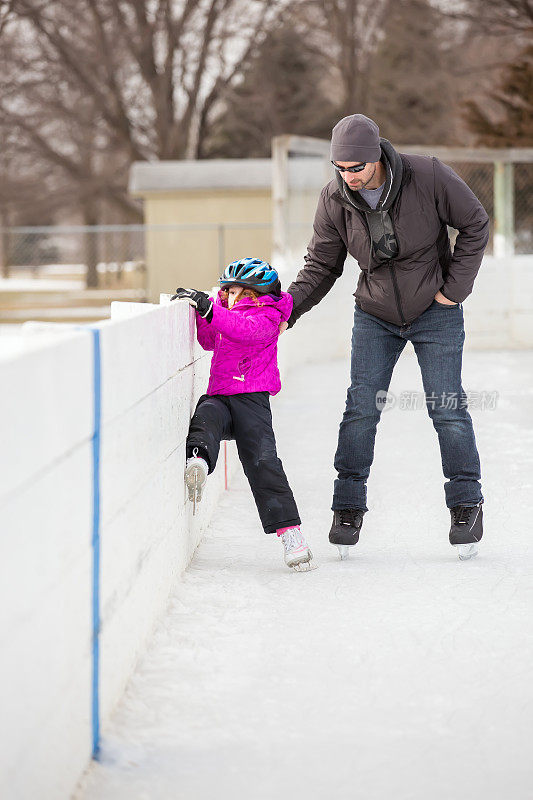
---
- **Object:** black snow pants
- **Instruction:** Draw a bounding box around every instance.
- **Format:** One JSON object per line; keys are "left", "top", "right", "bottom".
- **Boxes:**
{"left": 186, "top": 392, "right": 300, "bottom": 534}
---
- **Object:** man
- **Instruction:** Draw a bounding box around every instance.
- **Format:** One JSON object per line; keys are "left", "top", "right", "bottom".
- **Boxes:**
{"left": 283, "top": 114, "right": 489, "bottom": 560}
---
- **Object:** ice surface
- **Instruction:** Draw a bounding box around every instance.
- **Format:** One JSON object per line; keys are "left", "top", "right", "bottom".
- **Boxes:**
{"left": 77, "top": 348, "right": 533, "bottom": 800}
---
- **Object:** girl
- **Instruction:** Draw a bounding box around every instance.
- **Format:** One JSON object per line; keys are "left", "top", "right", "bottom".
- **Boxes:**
{"left": 172, "top": 257, "right": 314, "bottom": 572}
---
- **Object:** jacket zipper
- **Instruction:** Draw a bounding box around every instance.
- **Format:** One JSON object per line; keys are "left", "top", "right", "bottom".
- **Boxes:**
{"left": 388, "top": 261, "right": 407, "bottom": 327}
{"left": 335, "top": 191, "right": 407, "bottom": 325}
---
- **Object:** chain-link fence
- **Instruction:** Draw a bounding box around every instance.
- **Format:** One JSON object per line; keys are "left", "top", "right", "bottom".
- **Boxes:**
{"left": 418, "top": 154, "right": 533, "bottom": 256}
{"left": 514, "top": 162, "right": 533, "bottom": 254}
{"left": 0, "top": 225, "right": 147, "bottom": 288}
{"left": 0, "top": 222, "right": 274, "bottom": 290}
{"left": 446, "top": 162, "right": 495, "bottom": 252}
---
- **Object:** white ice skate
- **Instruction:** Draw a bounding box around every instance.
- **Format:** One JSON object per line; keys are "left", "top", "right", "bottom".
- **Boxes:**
{"left": 454, "top": 542, "right": 479, "bottom": 561}
{"left": 280, "top": 527, "right": 315, "bottom": 572}
{"left": 185, "top": 450, "right": 208, "bottom": 514}
{"left": 336, "top": 545, "right": 351, "bottom": 561}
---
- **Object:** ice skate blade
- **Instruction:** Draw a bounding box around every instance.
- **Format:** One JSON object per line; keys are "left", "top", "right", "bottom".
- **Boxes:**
{"left": 287, "top": 549, "right": 315, "bottom": 572}
{"left": 336, "top": 544, "right": 351, "bottom": 560}
{"left": 454, "top": 543, "right": 479, "bottom": 560}
{"left": 291, "top": 558, "right": 318, "bottom": 573}
{"left": 185, "top": 466, "right": 205, "bottom": 513}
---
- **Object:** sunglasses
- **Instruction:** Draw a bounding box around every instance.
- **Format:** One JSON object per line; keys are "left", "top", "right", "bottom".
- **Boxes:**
{"left": 331, "top": 161, "right": 367, "bottom": 173}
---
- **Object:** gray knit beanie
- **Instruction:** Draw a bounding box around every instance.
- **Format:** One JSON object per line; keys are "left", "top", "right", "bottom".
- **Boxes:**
{"left": 330, "top": 114, "right": 381, "bottom": 163}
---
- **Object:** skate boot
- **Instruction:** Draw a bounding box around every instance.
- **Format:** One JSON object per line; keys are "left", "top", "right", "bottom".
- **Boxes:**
{"left": 185, "top": 449, "right": 208, "bottom": 514}
{"left": 278, "top": 527, "right": 315, "bottom": 572}
{"left": 329, "top": 509, "right": 365, "bottom": 560}
{"left": 449, "top": 503, "right": 483, "bottom": 560}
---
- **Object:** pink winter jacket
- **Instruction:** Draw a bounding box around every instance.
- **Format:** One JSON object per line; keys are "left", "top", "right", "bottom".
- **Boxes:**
{"left": 195, "top": 290, "right": 293, "bottom": 396}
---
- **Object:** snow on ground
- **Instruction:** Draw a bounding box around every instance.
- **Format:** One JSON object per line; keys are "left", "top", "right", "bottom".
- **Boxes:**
{"left": 77, "top": 347, "right": 533, "bottom": 800}
{"left": 0, "top": 326, "right": 24, "bottom": 357}
{"left": 0, "top": 277, "right": 83, "bottom": 291}
{"left": 1, "top": 305, "right": 111, "bottom": 321}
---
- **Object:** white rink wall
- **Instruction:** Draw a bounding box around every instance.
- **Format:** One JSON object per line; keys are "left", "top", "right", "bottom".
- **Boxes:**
{"left": 0, "top": 298, "right": 233, "bottom": 800}
{"left": 277, "top": 255, "right": 533, "bottom": 370}
{"left": 463, "top": 255, "right": 533, "bottom": 348}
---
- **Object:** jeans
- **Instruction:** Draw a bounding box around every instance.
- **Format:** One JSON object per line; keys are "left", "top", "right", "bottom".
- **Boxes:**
{"left": 332, "top": 300, "right": 483, "bottom": 511}
{"left": 187, "top": 392, "right": 300, "bottom": 534}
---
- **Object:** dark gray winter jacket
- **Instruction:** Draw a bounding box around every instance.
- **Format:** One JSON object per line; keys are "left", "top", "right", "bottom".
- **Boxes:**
{"left": 287, "top": 139, "right": 490, "bottom": 328}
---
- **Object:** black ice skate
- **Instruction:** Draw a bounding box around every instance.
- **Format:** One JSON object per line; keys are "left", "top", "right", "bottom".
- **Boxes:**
{"left": 329, "top": 509, "right": 365, "bottom": 560}
{"left": 449, "top": 503, "right": 483, "bottom": 560}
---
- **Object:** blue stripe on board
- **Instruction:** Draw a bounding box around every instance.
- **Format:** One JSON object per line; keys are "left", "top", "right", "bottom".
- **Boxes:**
{"left": 90, "top": 328, "right": 102, "bottom": 759}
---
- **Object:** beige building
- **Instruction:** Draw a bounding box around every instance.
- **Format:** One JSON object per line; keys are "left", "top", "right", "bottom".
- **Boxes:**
{"left": 129, "top": 160, "right": 273, "bottom": 300}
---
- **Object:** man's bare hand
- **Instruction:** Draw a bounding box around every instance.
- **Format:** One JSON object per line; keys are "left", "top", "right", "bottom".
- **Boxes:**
{"left": 434, "top": 290, "right": 457, "bottom": 305}
{"left": 279, "top": 321, "right": 289, "bottom": 334}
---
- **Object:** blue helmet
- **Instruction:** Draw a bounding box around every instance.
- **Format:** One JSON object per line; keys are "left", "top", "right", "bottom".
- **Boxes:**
{"left": 220, "top": 257, "right": 280, "bottom": 295}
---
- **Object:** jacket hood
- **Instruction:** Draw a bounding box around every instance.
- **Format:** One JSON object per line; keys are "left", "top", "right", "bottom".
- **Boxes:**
{"left": 335, "top": 138, "right": 404, "bottom": 213}
{"left": 216, "top": 289, "right": 293, "bottom": 321}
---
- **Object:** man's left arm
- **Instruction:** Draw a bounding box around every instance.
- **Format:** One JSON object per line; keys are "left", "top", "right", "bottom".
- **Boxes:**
{"left": 433, "top": 158, "right": 490, "bottom": 304}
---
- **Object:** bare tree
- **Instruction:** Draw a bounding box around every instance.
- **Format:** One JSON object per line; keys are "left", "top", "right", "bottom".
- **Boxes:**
{"left": 204, "top": 17, "right": 338, "bottom": 157}
{"left": 8, "top": 0, "right": 284, "bottom": 160}
{"left": 297, "top": 0, "right": 390, "bottom": 116}
{"left": 439, "top": 0, "right": 533, "bottom": 36}
{"left": 464, "top": 43, "right": 533, "bottom": 145}
{"left": 367, "top": 0, "right": 457, "bottom": 144}
{"left": 0, "top": 0, "right": 286, "bottom": 284}
{"left": 0, "top": 0, "right": 15, "bottom": 33}
{"left": 0, "top": 6, "right": 138, "bottom": 284}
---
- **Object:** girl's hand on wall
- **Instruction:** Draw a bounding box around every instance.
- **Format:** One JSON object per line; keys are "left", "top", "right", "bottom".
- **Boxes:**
{"left": 171, "top": 288, "right": 213, "bottom": 320}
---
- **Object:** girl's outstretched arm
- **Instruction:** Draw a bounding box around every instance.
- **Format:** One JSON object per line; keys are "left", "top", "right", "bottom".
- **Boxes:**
{"left": 210, "top": 303, "right": 284, "bottom": 343}
{"left": 171, "top": 287, "right": 216, "bottom": 351}
{"left": 195, "top": 307, "right": 216, "bottom": 350}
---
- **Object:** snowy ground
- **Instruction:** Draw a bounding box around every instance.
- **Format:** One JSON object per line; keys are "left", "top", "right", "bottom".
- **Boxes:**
{"left": 77, "top": 347, "right": 533, "bottom": 800}
{"left": 0, "top": 277, "right": 83, "bottom": 291}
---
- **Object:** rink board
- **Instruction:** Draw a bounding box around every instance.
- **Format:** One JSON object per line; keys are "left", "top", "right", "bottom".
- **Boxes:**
{"left": 0, "top": 299, "right": 233, "bottom": 800}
